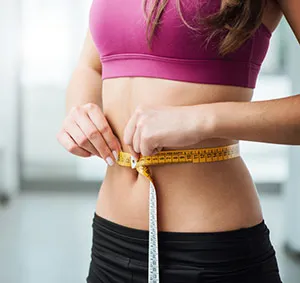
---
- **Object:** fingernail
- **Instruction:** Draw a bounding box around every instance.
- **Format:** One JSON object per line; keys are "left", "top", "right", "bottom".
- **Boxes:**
{"left": 106, "top": 157, "right": 114, "bottom": 166}
{"left": 112, "top": 150, "right": 118, "bottom": 161}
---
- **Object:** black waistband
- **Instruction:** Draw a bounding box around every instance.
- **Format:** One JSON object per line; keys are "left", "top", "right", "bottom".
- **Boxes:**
{"left": 91, "top": 213, "right": 275, "bottom": 265}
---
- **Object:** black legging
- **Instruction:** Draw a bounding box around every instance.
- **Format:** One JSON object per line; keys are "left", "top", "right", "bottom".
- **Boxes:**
{"left": 87, "top": 213, "right": 283, "bottom": 283}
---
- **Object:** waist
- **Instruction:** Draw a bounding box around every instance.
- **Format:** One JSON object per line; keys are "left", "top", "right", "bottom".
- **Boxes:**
{"left": 112, "top": 142, "right": 255, "bottom": 199}
{"left": 106, "top": 139, "right": 241, "bottom": 178}
{"left": 100, "top": 142, "right": 262, "bottom": 231}
{"left": 105, "top": 151, "right": 249, "bottom": 190}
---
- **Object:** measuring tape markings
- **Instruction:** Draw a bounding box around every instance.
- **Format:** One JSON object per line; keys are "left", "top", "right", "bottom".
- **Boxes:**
{"left": 118, "top": 143, "right": 240, "bottom": 167}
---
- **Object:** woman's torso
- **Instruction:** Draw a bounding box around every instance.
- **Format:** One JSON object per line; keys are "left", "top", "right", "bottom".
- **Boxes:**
{"left": 95, "top": 0, "right": 283, "bottom": 232}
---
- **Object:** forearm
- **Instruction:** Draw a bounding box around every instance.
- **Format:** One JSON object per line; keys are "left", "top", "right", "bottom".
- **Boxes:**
{"left": 202, "top": 94, "right": 300, "bottom": 145}
{"left": 66, "top": 65, "right": 103, "bottom": 113}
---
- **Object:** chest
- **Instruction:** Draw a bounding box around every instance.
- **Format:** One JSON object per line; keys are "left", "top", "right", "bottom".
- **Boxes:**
{"left": 89, "top": 0, "right": 223, "bottom": 58}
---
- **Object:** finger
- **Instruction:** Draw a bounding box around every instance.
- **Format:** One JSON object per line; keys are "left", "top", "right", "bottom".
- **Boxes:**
{"left": 140, "top": 136, "right": 156, "bottom": 156}
{"left": 74, "top": 111, "right": 110, "bottom": 158}
{"left": 57, "top": 130, "right": 92, "bottom": 157}
{"left": 132, "top": 123, "right": 141, "bottom": 154}
{"left": 152, "top": 147, "right": 163, "bottom": 156}
{"left": 140, "top": 142, "right": 152, "bottom": 156}
{"left": 64, "top": 118, "right": 99, "bottom": 156}
{"left": 123, "top": 110, "right": 139, "bottom": 146}
{"left": 85, "top": 104, "right": 122, "bottom": 162}
{"left": 128, "top": 144, "right": 140, "bottom": 160}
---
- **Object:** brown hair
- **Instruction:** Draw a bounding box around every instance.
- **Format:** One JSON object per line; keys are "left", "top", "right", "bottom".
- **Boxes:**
{"left": 143, "top": 0, "right": 267, "bottom": 56}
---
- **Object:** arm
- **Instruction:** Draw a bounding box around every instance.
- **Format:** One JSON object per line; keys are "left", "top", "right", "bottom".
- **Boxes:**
{"left": 57, "top": 29, "right": 121, "bottom": 163}
{"left": 66, "top": 29, "right": 103, "bottom": 113}
{"left": 195, "top": 0, "right": 300, "bottom": 146}
{"left": 201, "top": 95, "right": 300, "bottom": 145}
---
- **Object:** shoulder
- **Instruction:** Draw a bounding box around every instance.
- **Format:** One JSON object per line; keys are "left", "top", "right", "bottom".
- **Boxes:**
{"left": 274, "top": 0, "right": 300, "bottom": 42}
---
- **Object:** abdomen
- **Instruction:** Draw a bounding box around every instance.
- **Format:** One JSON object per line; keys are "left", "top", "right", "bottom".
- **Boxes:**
{"left": 96, "top": 77, "right": 263, "bottom": 232}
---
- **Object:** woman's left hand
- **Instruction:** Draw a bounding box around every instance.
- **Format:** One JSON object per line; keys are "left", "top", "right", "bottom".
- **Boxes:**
{"left": 123, "top": 104, "right": 214, "bottom": 157}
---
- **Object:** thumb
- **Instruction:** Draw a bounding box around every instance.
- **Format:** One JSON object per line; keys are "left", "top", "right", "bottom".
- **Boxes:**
{"left": 153, "top": 146, "right": 163, "bottom": 155}
{"left": 128, "top": 144, "right": 140, "bottom": 160}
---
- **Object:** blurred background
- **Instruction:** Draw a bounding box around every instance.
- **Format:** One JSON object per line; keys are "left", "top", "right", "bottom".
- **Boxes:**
{"left": 0, "top": 0, "right": 300, "bottom": 282}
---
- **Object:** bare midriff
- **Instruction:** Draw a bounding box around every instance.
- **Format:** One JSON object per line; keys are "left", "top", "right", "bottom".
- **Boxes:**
{"left": 95, "top": 77, "right": 263, "bottom": 233}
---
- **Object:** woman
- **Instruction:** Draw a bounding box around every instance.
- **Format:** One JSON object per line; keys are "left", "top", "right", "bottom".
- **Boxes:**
{"left": 57, "top": 0, "right": 298, "bottom": 282}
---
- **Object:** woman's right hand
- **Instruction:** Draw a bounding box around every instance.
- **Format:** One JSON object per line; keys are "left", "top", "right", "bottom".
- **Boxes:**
{"left": 56, "top": 103, "right": 122, "bottom": 166}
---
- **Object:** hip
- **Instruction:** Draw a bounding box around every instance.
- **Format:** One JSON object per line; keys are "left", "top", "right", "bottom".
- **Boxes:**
{"left": 87, "top": 213, "right": 282, "bottom": 283}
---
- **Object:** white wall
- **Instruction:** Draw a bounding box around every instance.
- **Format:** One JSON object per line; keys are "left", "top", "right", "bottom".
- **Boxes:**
{"left": 0, "top": 0, "right": 21, "bottom": 195}
{"left": 284, "top": 22, "right": 300, "bottom": 252}
{"left": 21, "top": 0, "right": 93, "bottom": 180}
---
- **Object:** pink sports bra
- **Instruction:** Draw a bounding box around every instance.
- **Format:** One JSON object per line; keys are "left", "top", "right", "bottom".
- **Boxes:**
{"left": 89, "top": 0, "right": 272, "bottom": 88}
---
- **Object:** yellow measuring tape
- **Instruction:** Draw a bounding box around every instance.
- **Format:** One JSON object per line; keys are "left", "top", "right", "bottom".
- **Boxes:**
{"left": 116, "top": 143, "right": 240, "bottom": 283}
{"left": 117, "top": 143, "right": 240, "bottom": 177}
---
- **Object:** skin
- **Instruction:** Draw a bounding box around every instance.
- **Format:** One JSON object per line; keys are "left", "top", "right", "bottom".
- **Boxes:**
{"left": 57, "top": 0, "right": 298, "bottom": 232}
